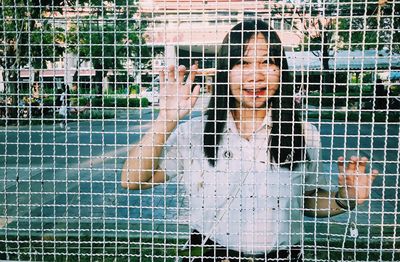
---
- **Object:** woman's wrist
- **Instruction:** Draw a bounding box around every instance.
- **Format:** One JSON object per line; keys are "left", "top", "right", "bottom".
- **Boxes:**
{"left": 157, "top": 110, "right": 178, "bottom": 121}
{"left": 335, "top": 191, "right": 356, "bottom": 210}
{"left": 154, "top": 113, "right": 178, "bottom": 133}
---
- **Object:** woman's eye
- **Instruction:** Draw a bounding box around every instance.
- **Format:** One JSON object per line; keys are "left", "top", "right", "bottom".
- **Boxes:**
{"left": 263, "top": 58, "right": 275, "bottom": 64}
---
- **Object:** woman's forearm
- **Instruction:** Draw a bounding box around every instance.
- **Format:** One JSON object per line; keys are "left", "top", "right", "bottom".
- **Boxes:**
{"left": 304, "top": 188, "right": 349, "bottom": 217}
{"left": 121, "top": 117, "right": 177, "bottom": 190}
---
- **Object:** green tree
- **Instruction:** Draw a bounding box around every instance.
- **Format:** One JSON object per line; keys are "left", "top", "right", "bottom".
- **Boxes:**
{"left": 266, "top": 0, "right": 393, "bottom": 93}
{"left": 298, "top": 1, "right": 390, "bottom": 93}
{"left": 0, "top": 0, "right": 67, "bottom": 118}
{"left": 67, "top": 0, "right": 150, "bottom": 94}
{"left": 337, "top": 1, "right": 399, "bottom": 52}
{"left": 0, "top": 0, "right": 149, "bottom": 120}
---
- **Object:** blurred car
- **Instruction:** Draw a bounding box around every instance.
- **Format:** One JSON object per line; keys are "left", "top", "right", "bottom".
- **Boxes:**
{"left": 141, "top": 88, "right": 159, "bottom": 105}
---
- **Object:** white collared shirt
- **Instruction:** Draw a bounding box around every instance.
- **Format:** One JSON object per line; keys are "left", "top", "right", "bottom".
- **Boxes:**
{"left": 159, "top": 112, "right": 323, "bottom": 254}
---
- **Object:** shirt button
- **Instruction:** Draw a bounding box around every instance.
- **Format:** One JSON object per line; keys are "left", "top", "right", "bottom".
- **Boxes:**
{"left": 223, "top": 150, "right": 233, "bottom": 159}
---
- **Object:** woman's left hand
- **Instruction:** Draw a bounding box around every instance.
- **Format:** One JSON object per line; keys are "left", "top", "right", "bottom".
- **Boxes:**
{"left": 337, "top": 156, "right": 379, "bottom": 204}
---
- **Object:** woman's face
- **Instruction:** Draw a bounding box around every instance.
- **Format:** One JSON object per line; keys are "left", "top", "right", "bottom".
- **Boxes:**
{"left": 229, "top": 33, "right": 280, "bottom": 109}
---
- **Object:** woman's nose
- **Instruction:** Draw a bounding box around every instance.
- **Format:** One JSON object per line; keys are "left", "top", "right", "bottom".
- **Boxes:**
{"left": 243, "top": 63, "right": 266, "bottom": 81}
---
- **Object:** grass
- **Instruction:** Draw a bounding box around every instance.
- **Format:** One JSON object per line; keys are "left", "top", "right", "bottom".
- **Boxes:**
{"left": 1, "top": 234, "right": 398, "bottom": 261}
{"left": 67, "top": 109, "right": 116, "bottom": 120}
{"left": 303, "top": 239, "right": 400, "bottom": 261}
{"left": 0, "top": 109, "right": 116, "bottom": 126}
{"left": 0, "top": 96, "right": 149, "bottom": 127}
{"left": 0, "top": 235, "right": 184, "bottom": 262}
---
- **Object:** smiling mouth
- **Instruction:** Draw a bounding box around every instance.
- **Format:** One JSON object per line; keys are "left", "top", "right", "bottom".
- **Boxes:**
{"left": 242, "top": 88, "right": 267, "bottom": 97}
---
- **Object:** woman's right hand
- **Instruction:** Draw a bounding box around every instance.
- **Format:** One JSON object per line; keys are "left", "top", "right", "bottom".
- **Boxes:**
{"left": 158, "top": 64, "right": 201, "bottom": 122}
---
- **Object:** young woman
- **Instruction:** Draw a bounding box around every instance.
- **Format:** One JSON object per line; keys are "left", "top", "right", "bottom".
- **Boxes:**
{"left": 121, "top": 20, "right": 378, "bottom": 262}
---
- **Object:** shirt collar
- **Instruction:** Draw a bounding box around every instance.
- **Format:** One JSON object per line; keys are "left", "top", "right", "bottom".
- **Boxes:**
{"left": 225, "top": 110, "right": 272, "bottom": 134}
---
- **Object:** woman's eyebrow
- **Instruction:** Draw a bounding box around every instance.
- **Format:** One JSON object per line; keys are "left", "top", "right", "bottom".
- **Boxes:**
{"left": 256, "top": 53, "right": 269, "bottom": 57}
{"left": 251, "top": 54, "right": 274, "bottom": 59}
{"left": 245, "top": 53, "right": 270, "bottom": 58}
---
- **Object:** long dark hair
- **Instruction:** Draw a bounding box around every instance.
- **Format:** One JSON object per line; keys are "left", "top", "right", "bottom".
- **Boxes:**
{"left": 203, "top": 19, "right": 306, "bottom": 170}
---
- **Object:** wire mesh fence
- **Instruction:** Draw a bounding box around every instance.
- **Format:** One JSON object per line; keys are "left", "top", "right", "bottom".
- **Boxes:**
{"left": 0, "top": 0, "right": 399, "bottom": 261}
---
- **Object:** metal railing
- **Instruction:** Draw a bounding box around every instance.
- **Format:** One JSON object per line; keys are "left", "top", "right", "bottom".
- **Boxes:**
{"left": 0, "top": 1, "right": 399, "bottom": 261}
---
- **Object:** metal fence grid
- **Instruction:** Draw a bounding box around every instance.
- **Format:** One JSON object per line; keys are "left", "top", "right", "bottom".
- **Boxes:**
{"left": 0, "top": 0, "right": 399, "bottom": 261}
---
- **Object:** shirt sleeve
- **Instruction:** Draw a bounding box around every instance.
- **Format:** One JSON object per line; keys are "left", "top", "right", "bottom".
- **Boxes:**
{"left": 158, "top": 124, "right": 184, "bottom": 181}
{"left": 303, "top": 122, "right": 328, "bottom": 192}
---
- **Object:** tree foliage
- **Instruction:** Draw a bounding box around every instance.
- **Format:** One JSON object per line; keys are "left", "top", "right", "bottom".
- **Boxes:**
{"left": 268, "top": 0, "right": 398, "bottom": 93}
{"left": 337, "top": 1, "right": 400, "bottom": 52}
{"left": 0, "top": 0, "right": 149, "bottom": 117}
{"left": 0, "top": 0, "right": 67, "bottom": 74}
{"left": 0, "top": 0, "right": 67, "bottom": 118}
{"left": 298, "top": 0, "right": 399, "bottom": 52}
{"left": 66, "top": 0, "right": 150, "bottom": 92}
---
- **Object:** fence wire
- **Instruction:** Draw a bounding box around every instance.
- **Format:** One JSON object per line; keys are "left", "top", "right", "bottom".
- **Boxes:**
{"left": 0, "top": 0, "right": 399, "bottom": 261}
